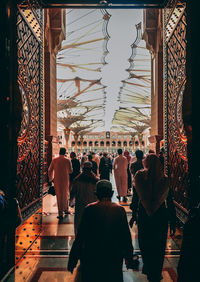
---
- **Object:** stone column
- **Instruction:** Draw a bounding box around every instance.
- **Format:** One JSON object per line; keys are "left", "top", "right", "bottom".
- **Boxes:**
{"left": 143, "top": 9, "right": 163, "bottom": 155}
{"left": 138, "top": 133, "right": 143, "bottom": 150}
{"left": 44, "top": 9, "right": 66, "bottom": 161}
{"left": 131, "top": 136, "right": 135, "bottom": 153}
{"left": 92, "top": 141, "right": 94, "bottom": 152}
{"left": 64, "top": 128, "right": 70, "bottom": 152}
{"left": 80, "top": 136, "right": 84, "bottom": 154}
{"left": 148, "top": 134, "right": 162, "bottom": 154}
{"left": 74, "top": 133, "right": 79, "bottom": 154}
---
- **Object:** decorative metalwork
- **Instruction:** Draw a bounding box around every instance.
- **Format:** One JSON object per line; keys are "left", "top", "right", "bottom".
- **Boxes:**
{"left": 16, "top": 7, "right": 43, "bottom": 218}
{"left": 20, "top": 8, "right": 42, "bottom": 39}
{"left": 18, "top": 0, "right": 41, "bottom": 9}
{"left": 164, "top": 3, "right": 189, "bottom": 219}
{"left": 165, "top": 3, "right": 185, "bottom": 40}
{"left": 164, "top": 0, "right": 179, "bottom": 25}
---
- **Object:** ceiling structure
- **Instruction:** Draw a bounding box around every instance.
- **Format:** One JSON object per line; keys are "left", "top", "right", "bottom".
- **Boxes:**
{"left": 40, "top": 0, "right": 168, "bottom": 8}
{"left": 57, "top": 8, "right": 151, "bottom": 135}
{"left": 112, "top": 22, "right": 151, "bottom": 134}
{"left": 57, "top": 9, "right": 110, "bottom": 134}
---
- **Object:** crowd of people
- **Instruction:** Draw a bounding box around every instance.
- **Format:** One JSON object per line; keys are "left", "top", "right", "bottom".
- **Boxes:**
{"left": 47, "top": 147, "right": 197, "bottom": 282}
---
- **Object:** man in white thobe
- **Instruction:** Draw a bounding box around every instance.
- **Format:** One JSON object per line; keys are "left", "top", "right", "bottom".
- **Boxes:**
{"left": 113, "top": 148, "right": 128, "bottom": 202}
{"left": 48, "top": 147, "right": 73, "bottom": 219}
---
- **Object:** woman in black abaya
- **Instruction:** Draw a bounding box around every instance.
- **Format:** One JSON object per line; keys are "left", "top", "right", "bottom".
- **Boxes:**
{"left": 129, "top": 154, "right": 176, "bottom": 282}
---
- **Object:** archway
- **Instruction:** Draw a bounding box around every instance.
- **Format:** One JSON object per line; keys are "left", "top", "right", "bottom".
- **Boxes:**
{"left": 2, "top": 1, "right": 198, "bottom": 280}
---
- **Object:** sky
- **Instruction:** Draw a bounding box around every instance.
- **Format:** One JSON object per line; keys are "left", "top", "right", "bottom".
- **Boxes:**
{"left": 98, "top": 9, "right": 143, "bottom": 131}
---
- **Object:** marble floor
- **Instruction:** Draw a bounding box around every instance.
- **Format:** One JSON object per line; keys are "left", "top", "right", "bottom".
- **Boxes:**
{"left": 2, "top": 177, "right": 181, "bottom": 282}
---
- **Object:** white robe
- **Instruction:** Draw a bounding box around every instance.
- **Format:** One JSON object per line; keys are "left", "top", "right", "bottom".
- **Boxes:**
{"left": 48, "top": 155, "right": 73, "bottom": 215}
{"left": 113, "top": 155, "right": 128, "bottom": 197}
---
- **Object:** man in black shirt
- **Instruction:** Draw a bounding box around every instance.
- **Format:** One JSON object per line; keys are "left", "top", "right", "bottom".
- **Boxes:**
{"left": 99, "top": 152, "right": 112, "bottom": 180}
{"left": 88, "top": 154, "right": 98, "bottom": 175}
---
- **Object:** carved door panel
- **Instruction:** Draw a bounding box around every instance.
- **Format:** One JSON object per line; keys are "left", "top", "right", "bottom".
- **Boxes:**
{"left": 164, "top": 2, "right": 189, "bottom": 223}
{"left": 16, "top": 5, "right": 44, "bottom": 219}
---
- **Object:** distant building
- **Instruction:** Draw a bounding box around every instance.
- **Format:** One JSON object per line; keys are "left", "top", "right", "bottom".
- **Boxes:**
{"left": 57, "top": 130, "right": 149, "bottom": 153}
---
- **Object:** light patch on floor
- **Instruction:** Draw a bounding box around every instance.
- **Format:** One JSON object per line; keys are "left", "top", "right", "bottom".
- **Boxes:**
{"left": 38, "top": 271, "right": 76, "bottom": 282}
{"left": 41, "top": 223, "right": 75, "bottom": 237}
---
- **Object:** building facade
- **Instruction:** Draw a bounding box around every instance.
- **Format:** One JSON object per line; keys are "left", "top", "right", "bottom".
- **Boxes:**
{"left": 59, "top": 131, "right": 149, "bottom": 154}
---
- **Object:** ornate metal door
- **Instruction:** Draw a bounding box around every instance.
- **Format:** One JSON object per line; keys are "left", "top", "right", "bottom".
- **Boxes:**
{"left": 164, "top": 1, "right": 189, "bottom": 223}
{"left": 16, "top": 3, "right": 44, "bottom": 219}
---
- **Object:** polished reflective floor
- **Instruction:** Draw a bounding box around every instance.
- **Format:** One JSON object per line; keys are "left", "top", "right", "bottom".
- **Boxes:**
{"left": 3, "top": 176, "right": 182, "bottom": 281}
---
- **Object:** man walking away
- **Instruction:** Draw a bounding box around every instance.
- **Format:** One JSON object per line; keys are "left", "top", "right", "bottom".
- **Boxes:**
{"left": 130, "top": 149, "right": 144, "bottom": 187}
{"left": 68, "top": 180, "right": 134, "bottom": 282}
{"left": 80, "top": 152, "right": 87, "bottom": 170}
{"left": 69, "top": 161, "right": 99, "bottom": 235}
{"left": 88, "top": 154, "right": 98, "bottom": 175}
{"left": 69, "top": 152, "right": 80, "bottom": 191}
{"left": 48, "top": 147, "right": 73, "bottom": 219}
{"left": 113, "top": 148, "right": 128, "bottom": 202}
{"left": 99, "top": 152, "right": 112, "bottom": 180}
